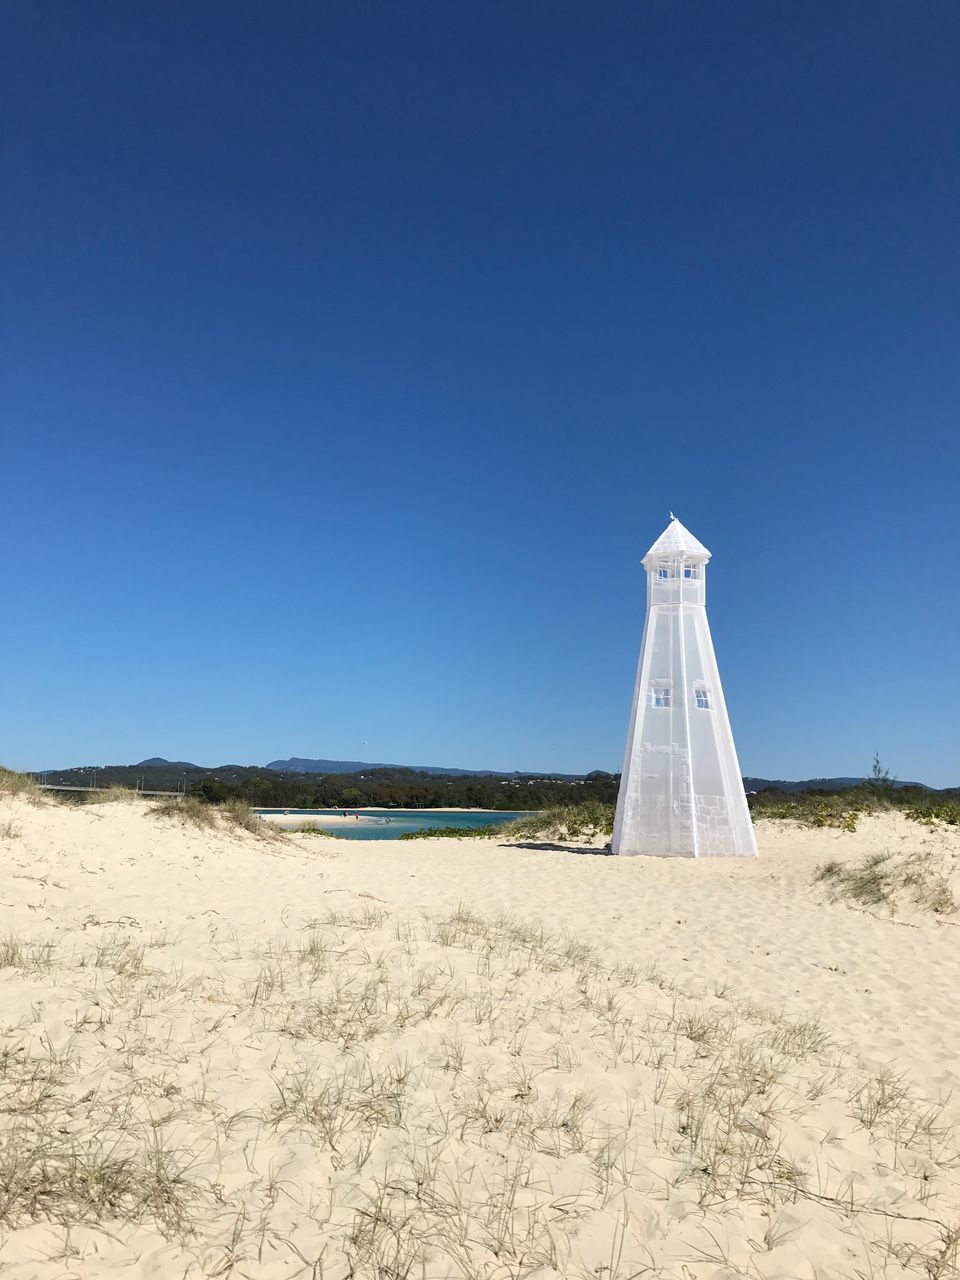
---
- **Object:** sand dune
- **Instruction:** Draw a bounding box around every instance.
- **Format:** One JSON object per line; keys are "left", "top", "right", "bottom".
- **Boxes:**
{"left": 1, "top": 796, "right": 958, "bottom": 1278}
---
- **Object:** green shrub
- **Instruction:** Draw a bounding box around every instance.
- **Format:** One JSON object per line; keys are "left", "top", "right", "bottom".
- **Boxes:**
{"left": 905, "top": 800, "right": 960, "bottom": 827}
{"left": 749, "top": 788, "right": 874, "bottom": 831}
{"left": 399, "top": 825, "right": 499, "bottom": 840}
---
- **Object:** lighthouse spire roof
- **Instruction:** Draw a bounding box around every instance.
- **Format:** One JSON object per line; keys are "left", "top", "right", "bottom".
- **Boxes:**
{"left": 642, "top": 515, "right": 711, "bottom": 565}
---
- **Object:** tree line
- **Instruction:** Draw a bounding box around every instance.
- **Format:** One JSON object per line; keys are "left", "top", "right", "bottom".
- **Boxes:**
{"left": 41, "top": 761, "right": 620, "bottom": 811}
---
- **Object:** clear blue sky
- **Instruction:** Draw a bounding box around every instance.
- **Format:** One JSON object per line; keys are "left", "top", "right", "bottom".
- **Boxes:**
{"left": 2, "top": 2, "right": 958, "bottom": 785}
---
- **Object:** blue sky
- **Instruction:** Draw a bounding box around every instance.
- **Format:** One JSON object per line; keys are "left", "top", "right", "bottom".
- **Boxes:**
{"left": 2, "top": 2, "right": 958, "bottom": 785}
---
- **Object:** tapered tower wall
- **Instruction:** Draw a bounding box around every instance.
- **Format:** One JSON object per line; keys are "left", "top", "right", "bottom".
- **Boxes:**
{"left": 612, "top": 519, "right": 757, "bottom": 858}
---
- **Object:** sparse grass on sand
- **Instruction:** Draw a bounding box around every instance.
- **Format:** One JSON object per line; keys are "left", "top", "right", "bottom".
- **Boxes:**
{"left": 816, "top": 849, "right": 958, "bottom": 917}
{"left": 151, "top": 793, "right": 283, "bottom": 840}
{"left": 2, "top": 899, "right": 959, "bottom": 1277}
{"left": 151, "top": 794, "right": 217, "bottom": 827}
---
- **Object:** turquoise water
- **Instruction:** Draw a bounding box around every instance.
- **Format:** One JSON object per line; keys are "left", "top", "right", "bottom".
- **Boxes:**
{"left": 256, "top": 808, "right": 531, "bottom": 840}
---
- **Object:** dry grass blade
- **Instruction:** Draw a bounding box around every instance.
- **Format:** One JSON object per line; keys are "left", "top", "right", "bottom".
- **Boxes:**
{"left": 816, "top": 850, "right": 958, "bottom": 916}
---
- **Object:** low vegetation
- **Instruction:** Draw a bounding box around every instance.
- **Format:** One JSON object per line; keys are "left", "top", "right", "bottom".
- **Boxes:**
{"left": 151, "top": 794, "right": 217, "bottom": 828}
{"left": 399, "top": 824, "right": 498, "bottom": 840}
{"left": 0, "top": 767, "right": 41, "bottom": 803}
{"left": 150, "top": 794, "right": 280, "bottom": 840}
{"left": 757, "top": 783, "right": 960, "bottom": 834}
{"left": 816, "top": 850, "right": 958, "bottom": 917}
{"left": 397, "top": 804, "right": 616, "bottom": 842}
{"left": 1, "top": 908, "right": 957, "bottom": 1276}
{"left": 750, "top": 786, "right": 960, "bottom": 833}
{"left": 85, "top": 784, "right": 140, "bottom": 803}
{"left": 750, "top": 753, "right": 959, "bottom": 834}
{"left": 496, "top": 801, "right": 615, "bottom": 841}
{"left": 907, "top": 799, "right": 960, "bottom": 827}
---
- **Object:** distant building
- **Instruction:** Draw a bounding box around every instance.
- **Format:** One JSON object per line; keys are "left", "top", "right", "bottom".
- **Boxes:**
{"left": 613, "top": 517, "right": 757, "bottom": 858}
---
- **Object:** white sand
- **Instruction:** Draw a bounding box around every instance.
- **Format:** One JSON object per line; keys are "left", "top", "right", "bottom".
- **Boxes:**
{"left": 1, "top": 795, "right": 959, "bottom": 1278}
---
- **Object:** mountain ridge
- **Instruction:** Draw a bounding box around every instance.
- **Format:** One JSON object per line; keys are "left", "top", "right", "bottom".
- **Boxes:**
{"left": 37, "top": 757, "right": 952, "bottom": 792}
{"left": 264, "top": 756, "right": 585, "bottom": 779}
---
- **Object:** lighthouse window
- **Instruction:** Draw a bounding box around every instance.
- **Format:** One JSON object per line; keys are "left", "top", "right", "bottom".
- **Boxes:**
{"left": 653, "top": 686, "right": 672, "bottom": 708}
{"left": 695, "top": 688, "right": 711, "bottom": 710}
{"left": 683, "top": 564, "right": 700, "bottom": 580}
{"left": 656, "top": 564, "right": 677, "bottom": 581}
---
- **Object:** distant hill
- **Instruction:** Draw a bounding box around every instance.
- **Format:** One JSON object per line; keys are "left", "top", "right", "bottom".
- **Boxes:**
{"left": 41, "top": 758, "right": 951, "bottom": 794}
{"left": 266, "top": 756, "right": 584, "bottom": 779}
{"left": 743, "top": 776, "right": 933, "bottom": 793}
{"left": 136, "top": 757, "right": 199, "bottom": 769}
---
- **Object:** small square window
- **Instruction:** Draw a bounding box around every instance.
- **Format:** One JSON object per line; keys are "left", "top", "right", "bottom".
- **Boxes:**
{"left": 695, "top": 688, "right": 711, "bottom": 710}
{"left": 656, "top": 563, "right": 677, "bottom": 581}
{"left": 653, "top": 686, "right": 672, "bottom": 708}
{"left": 683, "top": 564, "right": 699, "bottom": 580}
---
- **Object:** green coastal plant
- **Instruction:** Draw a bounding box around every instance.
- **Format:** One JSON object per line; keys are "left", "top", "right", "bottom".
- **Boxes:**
{"left": 396, "top": 803, "right": 617, "bottom": 842}
{"left": 289, "top": 821, "right": 344, "bottom": 838}
{"left": 864, "top": 752, "right": 897, "bottom": 798}
{"left": 905, "top": 799, "right": 960, "bottom": 827}
{"left": 399, "top": 825, "right": 499, "bottom": 840}
{"left": 496, "top": 802, "right": 615, "bottom": 841}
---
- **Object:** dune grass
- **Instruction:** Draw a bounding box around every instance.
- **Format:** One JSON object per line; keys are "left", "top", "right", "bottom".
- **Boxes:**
{"left": 0, "top": 767, "right": 41, "bottom": 803}
{"left": 816, "top": 850, "right": 958, "bottom": 917}
{"left": 495, "top": 801, "right": 616, "bottom": 842}
{"left": 84, "top": 784, "right": 140, "bottom": 803}
{"left": 151, "top": 794, "right": 217, "bottom": 828}
{"left": 150, "top": 793, "right": 281, "bottom": 841}
{"left": 1, "top": 907, "right": 958, "bottom": 1275}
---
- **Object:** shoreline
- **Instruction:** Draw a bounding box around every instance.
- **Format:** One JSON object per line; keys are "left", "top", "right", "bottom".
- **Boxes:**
{"left": 257, "top": 806, "right": 521, "bottom": 814}
{"left": 259, "top": 806, "right": 525, "bottom": 831}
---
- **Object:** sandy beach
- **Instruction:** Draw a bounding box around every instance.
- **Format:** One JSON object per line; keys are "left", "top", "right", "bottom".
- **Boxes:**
{"left": 2, "top": 794, "right": 959, "bottom": 1278}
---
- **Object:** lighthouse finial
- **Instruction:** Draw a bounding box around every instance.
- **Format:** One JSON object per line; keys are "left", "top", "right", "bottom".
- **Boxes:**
{"left": 669, "top": 510, "right": 676, "bottom": 521}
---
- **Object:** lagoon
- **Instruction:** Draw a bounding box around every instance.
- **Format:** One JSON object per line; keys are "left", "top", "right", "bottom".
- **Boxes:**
{"left": 256, "top": 808, "right": 531, "bottom": 840}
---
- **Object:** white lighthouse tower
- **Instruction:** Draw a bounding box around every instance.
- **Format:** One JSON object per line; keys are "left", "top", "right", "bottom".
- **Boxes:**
{"left": 612, "top": 516, "right": 757, "bottom": 858}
